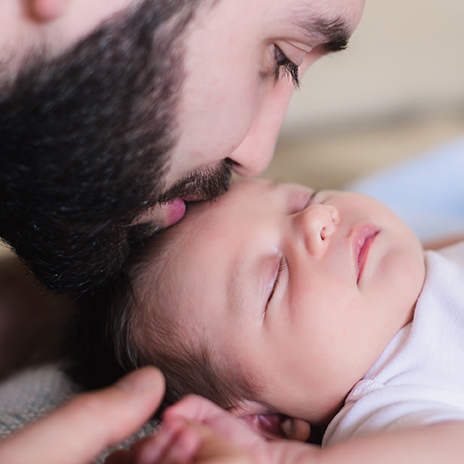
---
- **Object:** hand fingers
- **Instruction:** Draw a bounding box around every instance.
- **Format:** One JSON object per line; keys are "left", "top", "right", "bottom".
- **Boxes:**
{"left": 164, "top": 395, "right": 230, "bottom": 424}
{"left": 129, "top": 417, "right": 200, "bottom": 464}
{"left": 165, "top": 396, "right": 310, "bottom": 444}
{"left": 176, "top": 421, "right": 256, "bottom": 464}
{"left": 0, "top": 367, "right": 165, "bottom": 464}
{"left": 164, "top": 396, "right": 256, "bottom": 444}
{"left": 129, "top": 418, "right": 255, "bottom": 464}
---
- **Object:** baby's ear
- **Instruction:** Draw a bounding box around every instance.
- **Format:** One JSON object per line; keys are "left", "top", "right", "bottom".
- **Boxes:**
{"left": 229, "top": 401, "right": 310, "bottom": 442}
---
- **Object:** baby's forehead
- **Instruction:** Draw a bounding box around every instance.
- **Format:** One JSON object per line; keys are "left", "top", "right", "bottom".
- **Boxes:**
{"left": 152, "top": 203, "right": 214, "bottom": 273}
{"left": 166, "top": 200, "right": 218, "bottom": 246}
{"left": 155, "top": 178, "right": 271, "bottom": 270}
{"left": 167, "top": 184, "right": 240, "bottom": 235}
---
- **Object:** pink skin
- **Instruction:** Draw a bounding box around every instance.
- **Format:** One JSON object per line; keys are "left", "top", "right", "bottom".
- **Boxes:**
{"left": 352, "top": 224, "right": 379, "bottom": 283}
{"left": 135, "top": 200, "right": 187, "bottom": 229}
{"left": 148, "top": 179, "right": 426, "bottom": 424}
{"left": 120, "top": 398, "right": 264, "bottom": 464}
{"left": 162, "top": 200, "right": 187, "bottom": 228}
{"left": 122, "top": 396, "right": 316, "bottom": 464}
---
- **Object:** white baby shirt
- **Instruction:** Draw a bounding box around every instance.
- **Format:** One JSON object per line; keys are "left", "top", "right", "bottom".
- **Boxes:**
{"left": 323, "top": 241, "right": 464, "bottom": 446}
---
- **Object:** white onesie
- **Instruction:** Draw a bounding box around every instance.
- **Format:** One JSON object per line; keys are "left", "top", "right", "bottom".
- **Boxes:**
{"left": 323, "top": 241, "right": 464, "bottom": 446}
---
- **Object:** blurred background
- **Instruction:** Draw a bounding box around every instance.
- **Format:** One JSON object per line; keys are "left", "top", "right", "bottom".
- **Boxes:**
{"left": 263, "top": 0, "right": 464, "bottom": 189}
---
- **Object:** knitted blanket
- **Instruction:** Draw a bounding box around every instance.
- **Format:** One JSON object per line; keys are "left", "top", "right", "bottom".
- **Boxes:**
{"left": 0, "top": 363, "right": 158, "bottom": 463}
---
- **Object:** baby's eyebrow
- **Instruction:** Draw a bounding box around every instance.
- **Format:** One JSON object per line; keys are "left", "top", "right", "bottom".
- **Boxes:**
{"left": 227, "top": 252, "right": 248, "bottom": 312}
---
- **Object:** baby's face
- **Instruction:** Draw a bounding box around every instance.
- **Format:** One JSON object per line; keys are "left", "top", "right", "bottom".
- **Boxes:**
{"left": 156, "top": 179, "right": 425, "bottom": 423}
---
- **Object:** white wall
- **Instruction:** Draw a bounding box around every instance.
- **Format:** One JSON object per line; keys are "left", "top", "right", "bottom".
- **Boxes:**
{"left": 281, "top": 0, "right": 464, "bottom": 134}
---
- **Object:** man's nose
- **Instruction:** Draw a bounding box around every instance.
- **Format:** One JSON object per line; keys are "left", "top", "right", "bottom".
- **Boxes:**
{"left": 229, "top": 79, "right": 295, "bottom": 177}
{"left": 294, "top": 204, "right": 340, "bottom": 257}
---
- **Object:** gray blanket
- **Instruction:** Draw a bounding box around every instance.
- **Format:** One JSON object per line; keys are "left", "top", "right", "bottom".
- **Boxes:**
{"left": 0, "top": 364, "right": 158, "bottom": 463}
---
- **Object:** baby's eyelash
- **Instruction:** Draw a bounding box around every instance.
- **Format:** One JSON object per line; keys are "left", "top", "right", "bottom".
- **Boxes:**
{"left": 309, "top": 190, "right": 320, "bottom": 204}
{"left": 274, "top": 46, "right": 300, "bottom": 88}
{"left": 267, "top": 257, "right": 287, "bottom": 307}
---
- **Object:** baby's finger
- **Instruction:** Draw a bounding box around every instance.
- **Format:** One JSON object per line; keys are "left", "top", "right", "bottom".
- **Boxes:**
{"left": 130, "top": 427, "right": 177, "bottom": 464}
{"left": 158, "top": 421, "right": 200, "bottom": 464}
{"left": 165, "top": 395, "right": 233, "bottom": 427}
{"left": 131, "top": 417, "right": 200, "bottom": 464}
{"left": 165, "top": 396, "right": 257, "bottom": 446}
{"left": 183, "top": 422, "right": 257, "bottom": 464}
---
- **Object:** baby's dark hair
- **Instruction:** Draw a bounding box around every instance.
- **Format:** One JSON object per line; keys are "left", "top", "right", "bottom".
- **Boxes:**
{"left": 72, "top": 226, "right": 259, "bottom": 415}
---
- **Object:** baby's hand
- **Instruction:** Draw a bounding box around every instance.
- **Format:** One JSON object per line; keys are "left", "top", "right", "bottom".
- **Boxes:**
{"left": 165, "top": 395, "right": 266, "bottom": 449}
{"left": 116, "top": 415, "right": 258, "bottom": 464}
{"left": 125, "top": 396, "right": 319, "bottom": 464}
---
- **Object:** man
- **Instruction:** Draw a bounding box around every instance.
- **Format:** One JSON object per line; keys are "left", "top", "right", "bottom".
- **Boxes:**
{"left": 0, "top": 0, "right": 364, "bottom": 461}
{"left": 0, "top": 0, "right": 363, "bottom": 294}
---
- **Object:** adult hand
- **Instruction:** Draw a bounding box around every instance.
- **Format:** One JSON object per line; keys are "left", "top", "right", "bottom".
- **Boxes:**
{"left": 0, "top": 366, "right": 165, "bottom": 464}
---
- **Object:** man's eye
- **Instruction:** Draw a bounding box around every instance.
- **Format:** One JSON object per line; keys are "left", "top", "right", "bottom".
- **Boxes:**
{"left": 274, "top": 46, "right": 300, "bottom": 88}
{"left": 266, "top": 257, "right": 286, "bottom": 311}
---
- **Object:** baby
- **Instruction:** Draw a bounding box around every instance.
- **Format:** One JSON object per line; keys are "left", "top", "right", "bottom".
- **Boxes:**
{"left": 74, "top": 178, "right": 464, "bottom": 453}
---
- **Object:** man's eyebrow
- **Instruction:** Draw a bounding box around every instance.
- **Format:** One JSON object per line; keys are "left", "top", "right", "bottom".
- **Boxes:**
{"left": 296, "top": 16, "right": 352, "bottom": 54}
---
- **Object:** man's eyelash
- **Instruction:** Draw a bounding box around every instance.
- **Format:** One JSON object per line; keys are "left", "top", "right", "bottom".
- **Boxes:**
{"left": 267, "top": 257, "right": 287, "bottom": 307}
{"left": 274, "top": 46, "right": 300, "bottom": 88}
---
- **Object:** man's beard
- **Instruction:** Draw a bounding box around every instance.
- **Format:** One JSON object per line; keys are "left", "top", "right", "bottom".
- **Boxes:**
{"left": 0, "top": 0, "right": 226, "bottom": 295}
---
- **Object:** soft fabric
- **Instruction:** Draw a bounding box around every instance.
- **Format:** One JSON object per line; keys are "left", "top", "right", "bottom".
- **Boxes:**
{"left": 347, "top": 135, "right": 464, "bottom": 242}
{"left": 0, "top": 363, "right": 79, "bottom": 438}
{"left": 323, "top": 241, "right": 464, "bottom": 446}
{"left": 0, "top": 363, "right": 158, "bottom": 463}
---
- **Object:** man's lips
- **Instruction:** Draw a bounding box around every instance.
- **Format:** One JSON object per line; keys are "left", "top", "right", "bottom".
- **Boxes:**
{"left": 352, "top": 224, "right": 379, "bottom": 283}
{"left": 132, "top": 199, "right": 186, "bottom": 229}
{"left": 162, "top": 199, "right": 186, "bottom": 228}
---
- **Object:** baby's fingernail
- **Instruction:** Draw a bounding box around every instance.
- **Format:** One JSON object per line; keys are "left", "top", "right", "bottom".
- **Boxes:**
{"left": 117, "top": 366, "right": 163, "bottom": 392}
{"left": 281, "top": 418, "right": 294, "bottom": 439}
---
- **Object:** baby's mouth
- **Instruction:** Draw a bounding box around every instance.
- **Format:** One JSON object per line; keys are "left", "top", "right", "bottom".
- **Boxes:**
{"left": 352, "top": 225, "right": 379, "bottom": 284}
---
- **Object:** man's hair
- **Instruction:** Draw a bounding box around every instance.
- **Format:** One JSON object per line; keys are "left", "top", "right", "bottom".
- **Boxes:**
{"left": 73, "top": 230, "right": 258, "bottom": 414}
{"left": 0, "top": 0, "right": 215, "bottom": 295}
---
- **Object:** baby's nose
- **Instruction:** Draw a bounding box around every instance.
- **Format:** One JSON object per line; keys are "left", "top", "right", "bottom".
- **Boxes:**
{"left": 297, "top": 204, "right": 340, "bottom": 257}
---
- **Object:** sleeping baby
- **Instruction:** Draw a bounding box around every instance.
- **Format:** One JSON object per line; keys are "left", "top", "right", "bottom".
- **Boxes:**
{"left": 74, "top": 178, "right": 464, "bottom": 462}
